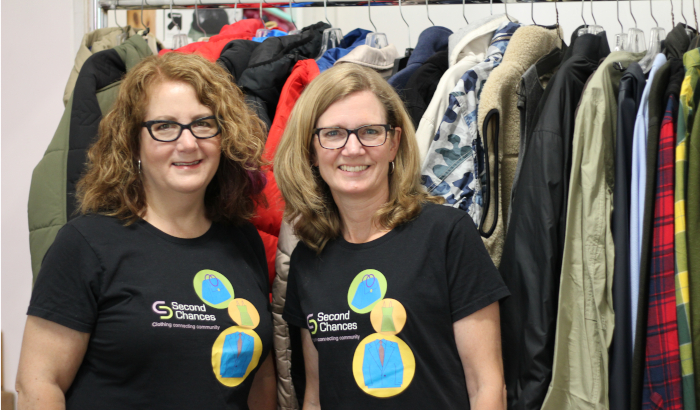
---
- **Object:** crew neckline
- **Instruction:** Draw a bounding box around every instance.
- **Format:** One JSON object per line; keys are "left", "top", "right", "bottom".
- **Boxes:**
{"left": 336, "top": 225, "right": 402, "bottom": 250}
{"left": 137, "top": 219, "right": 218, "bottom": 245}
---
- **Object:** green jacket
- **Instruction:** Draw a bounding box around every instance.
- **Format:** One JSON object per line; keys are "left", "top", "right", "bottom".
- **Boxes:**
{"left": 28, "top": 34, "right": 153, "bottom": 281}
{"left": 541, "top": 50, "right": 644, "bottom": 410}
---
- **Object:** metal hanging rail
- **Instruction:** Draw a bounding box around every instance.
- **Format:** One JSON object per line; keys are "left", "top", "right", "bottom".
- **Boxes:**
{"left": 98, "top": 0, "right": 497, "bottom": 9}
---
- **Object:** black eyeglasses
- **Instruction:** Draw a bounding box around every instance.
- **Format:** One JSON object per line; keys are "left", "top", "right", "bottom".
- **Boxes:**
{"left": 142, "top": 116, "right": 221, "bottom": 142}
{"left": 313, "top": 124, "right": 393, "bottom": 150}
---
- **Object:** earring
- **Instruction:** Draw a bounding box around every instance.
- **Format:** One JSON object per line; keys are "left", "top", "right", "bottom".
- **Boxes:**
{"left": 389, "top": 161, "right": 395, "bottom": 175}
{"left": 138, "top": 159, "right": 141, "bottom": 174}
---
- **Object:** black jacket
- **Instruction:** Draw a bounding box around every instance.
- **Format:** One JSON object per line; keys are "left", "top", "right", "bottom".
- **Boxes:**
{"left": 497, "top": 31, "right": 610, "bottom": 410}
{"left": 402, "top": 50, "right": 448, "bottom": 128}
{"left": 609, "top": 61, "right": 645, "bottom": 410}
{"left": 235, "top": 22, "right": 329, "bottom": 122}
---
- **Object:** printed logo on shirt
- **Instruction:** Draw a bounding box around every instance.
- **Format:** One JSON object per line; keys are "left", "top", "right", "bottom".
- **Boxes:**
{"left": 346, "top": 270, "right": 415, "bottom": 397}
{"left": 347, "top": 269, "right": 387, "bottom": 313}
{"left": 152, "top": 301, "right": 173, "bottom": 319}
{"left": 193, "top": 269, "right": 235, "bottom": 309}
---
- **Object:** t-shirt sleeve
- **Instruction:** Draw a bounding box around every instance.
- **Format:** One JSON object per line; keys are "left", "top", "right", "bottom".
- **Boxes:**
{"left": 27, "top": 224, "right": 102, "bottom": 333}
{"left": 445, "top": 214, "right": 510, "bottom": 323}
{"left": 282, "top": 247, "right": 307, "bottom": 329}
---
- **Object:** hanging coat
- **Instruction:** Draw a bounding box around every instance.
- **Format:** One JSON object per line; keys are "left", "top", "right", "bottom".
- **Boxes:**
{"left": 28, "top": 35, "right": 154, "bottom": 281}
{"left": 476, "top": 24, "right": 562, "bottom": 267}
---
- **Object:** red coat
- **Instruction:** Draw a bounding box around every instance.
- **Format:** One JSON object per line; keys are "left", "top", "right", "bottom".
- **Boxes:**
{"left": 159, "top": 19, "right": 264, "bottom": 61}
{"left": 252, "top": 59, "right": 320, "bottom": 286}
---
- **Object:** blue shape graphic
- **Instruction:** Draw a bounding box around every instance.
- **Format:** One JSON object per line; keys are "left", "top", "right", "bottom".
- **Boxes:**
{"left": 362, "top": 339, "right": 404, "bottom": 388}
{"left": 351, "top": 274, "right": 381, "bottom": 310}
{"left": 202, "top": 274, "right": 231, "bottom": 305}
{"left": 220, "top": 332, "right": 255, "bottom": 378}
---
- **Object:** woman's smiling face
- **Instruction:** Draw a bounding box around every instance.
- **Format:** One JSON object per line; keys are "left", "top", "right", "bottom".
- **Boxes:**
{"left": 312, "top": 90, "right": 401, "bottom": 204}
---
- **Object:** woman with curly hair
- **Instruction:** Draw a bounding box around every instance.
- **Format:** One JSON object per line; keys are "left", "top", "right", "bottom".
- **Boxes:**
{"left": 16, "top": 53, "right": 276, "bottom": 410}
{"left": 275, "top": 64, "right": 509, "bottom": 410}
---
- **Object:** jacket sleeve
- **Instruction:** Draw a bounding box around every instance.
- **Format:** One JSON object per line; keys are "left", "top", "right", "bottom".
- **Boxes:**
{"left": 272, "top": 221, "right": 301, "bottom": 410}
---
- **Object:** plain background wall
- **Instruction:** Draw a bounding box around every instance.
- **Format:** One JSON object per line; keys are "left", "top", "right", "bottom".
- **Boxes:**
{"left": 0, "top": 0, "right": 694, "bottom": 405}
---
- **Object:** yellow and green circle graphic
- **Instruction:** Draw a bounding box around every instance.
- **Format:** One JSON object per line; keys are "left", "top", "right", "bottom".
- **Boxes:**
{"left": 347, "top": 269, "right": 387, "bottom": 313}
{"left": 211, "top": 326, "right": 263, "bottom": 387}
{"left": 352, "top": 333, "right": 415, "bottom": 397}
{"left": 193, "top": 269, "right": 235, "bottom": 309}
{"left": 228, "top": 298, "right": 260, "bottom": 329}
{"left": 370, "top": 299, "right": 406, "bottom": 335}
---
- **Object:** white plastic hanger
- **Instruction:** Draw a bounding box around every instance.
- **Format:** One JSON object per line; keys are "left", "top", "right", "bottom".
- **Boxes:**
{"left": 681, "top": 0, "right": 695, "bottom": 37}
{"left": 615, "top": 0, "right": 627, "bottom": 50}
{"left": 638, "top": 0, "right": 666, "bottom": 73}
{"left": 625, "top": 0, "right": 647, "bottom": 52}
{"left": 577, "top": 0, "right": 603, "bottom": 36}
{"left": 316, "top": 0, "right": 343, "bottom": 59}
{"left": 365, "top": 0, "right": 388, "bottom": 48}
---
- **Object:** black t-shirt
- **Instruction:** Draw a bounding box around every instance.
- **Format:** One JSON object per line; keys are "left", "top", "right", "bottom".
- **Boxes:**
{"left": 283, "top": 203, "right": 509, "bottom": 409}
{"left": 28, "top": 214, "right": 272, "bottom": 409}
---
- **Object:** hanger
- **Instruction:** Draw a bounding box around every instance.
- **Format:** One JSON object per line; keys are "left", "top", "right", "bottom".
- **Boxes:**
{"left": 531, "top": 0, "right": 537, "bottom": 25}
{"left": 140, "top": 0, "right": 150, "bottom": 36}
{"left": 694, "top": 0, "right": 699, "bottom": 30}
{"left": 289, "top": 0, "right": 301, "bottom": 35}
{"left": 503, "top": 0, "right": 514, "bottom": 23}
{"left": 365, "top": 0, "right": 389, "bottom": 48}
{"left": 638, "top": 0, "right": 666, "bottom": 73}
{"left": 390, "top": 0, "right": 413, "bottom": 76}
{"left": 193, "top": 0, "right": 207, "bottom": 38}
{"left": 625, "top": 0, "right": 646, "bottom": 52}
{"left": 681, "top": 0, "right": 695, "bottom": 37}
{"left": 426, "top": 0, "right": 435, "bottom": 26}
{"left": 168, "top": 0, "right": 188, "bottom": 48}
{"left": 614, "top": 0, "right": 627, "bottom": 50}
{"left": 112, "top": 0, "right": 127, "bottom": 45}
{"left": 463, "top": 0, "right": 469, "bottom": 26}
{"left": 255, "top": 0, "right": 272, "bottom": 38}
{"left": 577, "top": 0, "right": 603, "bottom": 36}
{"left": 315, "top": 0, "right": 343, "bottom": 59}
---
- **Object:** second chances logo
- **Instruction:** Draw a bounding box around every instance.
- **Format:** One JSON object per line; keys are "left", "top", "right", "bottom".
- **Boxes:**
{"left": 307, "top": 311, "right": 357, "bottom": 335}
{"left": 152, "top": 301, "right": 217, "bottom": 321}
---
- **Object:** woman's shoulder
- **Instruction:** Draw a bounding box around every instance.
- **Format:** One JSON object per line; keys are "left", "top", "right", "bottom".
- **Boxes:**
{"left": 63, "top": 213, "right": 130, "bottom": 236}
{"left": 412, "top": 202, "right": 475, "bottom": 230}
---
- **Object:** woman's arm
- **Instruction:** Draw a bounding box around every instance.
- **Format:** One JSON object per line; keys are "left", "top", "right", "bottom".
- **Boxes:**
{"left": 248, "top": 352, "right": 278, "bottom": 410}
{"left": 300, "top": 329, "right": 321, "bottom": 410}
{"left": 453, "top": 302, "right": 506, "bottom": 410}
{"left": 16, "top": 316, "right": 90, "bottom": 410}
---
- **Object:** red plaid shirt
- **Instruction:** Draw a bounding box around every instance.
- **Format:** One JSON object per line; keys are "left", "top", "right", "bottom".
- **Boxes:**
{"left": 642, "top": 95, "right": 683, "bottom": 409}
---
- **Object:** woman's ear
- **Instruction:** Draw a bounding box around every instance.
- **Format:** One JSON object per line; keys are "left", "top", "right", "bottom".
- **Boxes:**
{"left": 390, "top": 127, "right": 401, "bottom": 160}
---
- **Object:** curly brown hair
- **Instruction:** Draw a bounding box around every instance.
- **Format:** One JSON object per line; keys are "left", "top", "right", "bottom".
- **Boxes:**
{"left": 76, "top": 52, "right": 267, "bottom": 224}
{"left": 275, "top": 64, "right": 443, "bottom": 253}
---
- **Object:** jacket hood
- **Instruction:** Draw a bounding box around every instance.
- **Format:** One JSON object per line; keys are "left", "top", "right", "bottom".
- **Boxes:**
{"left": 316, "top": 28, "right": 371, "bottom": 71}
{"left": 448, "top": 14, "right": 512, "bottom": 66}
{"left": 665, "top": 23, "right": 693, "bottom": 60}
{"left": 336, "top": 44, "right": 399, "bottom": 78}
{"left": 218, "top": 40, "right": 260, "bottom": 82}
{"left": 500, "top": 25, "right": 562, "bottom": 73}
{"left": 408, "top": 26, "right": 452, "bottom": 66}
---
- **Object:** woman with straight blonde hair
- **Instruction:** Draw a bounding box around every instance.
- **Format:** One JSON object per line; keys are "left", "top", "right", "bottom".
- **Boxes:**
{"left": 276, "top": 63, "right": 509, "bottom": 410}
{"left": 16, "top": 53, "right": 276, "bottom": 410}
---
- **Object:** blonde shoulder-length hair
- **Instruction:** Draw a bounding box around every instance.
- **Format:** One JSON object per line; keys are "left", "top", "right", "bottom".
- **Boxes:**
{"left": 76, "top": 52, "right": 267, "bottom": 224}
{"left": 275, "top": 64, "right": 442, "bottom": 253}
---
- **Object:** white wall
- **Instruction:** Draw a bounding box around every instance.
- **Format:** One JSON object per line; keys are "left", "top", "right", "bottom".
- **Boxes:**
{"left": 1, "top": 0, "right": 77, "bottom": 402}
{"left": 0, "top": 0, "right": 694, "bottom": 405}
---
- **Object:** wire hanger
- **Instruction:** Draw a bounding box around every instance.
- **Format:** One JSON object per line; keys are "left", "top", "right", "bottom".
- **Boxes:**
{"left": 463, "top": 0, "right": 468, "bottom": 25}
{"left": 316, "top": 0, "right": 343, "bottom": 59}
{"left": 694, "top": 0, "right": 699, "bottom": 30}
{"left": 289, "top": 0, "right": 301, "bottom": 34}
{"left": 390, "top": 0, "right": 413, "bottom": 77}
{"left": 531, "top": 0, "right": 536, "bottom": 25}
{"left": 625, "top": 0, "right": 647, "bottom": 52}
{"left": 426, "top": 0, "right": 435, "bottom": 26}
{"left": 681, "top": 0, "right": 695, "bottom": 37}
{"left": 169, "top": 0, "right": 188, "bottom": 48}
{"left": 193, "top": 0, "right": 207, "bottom": 38}
{"left": 141, "top": 0, "right": 150, "bottom": 36}
{"left": 365, "top": 0, "right": 389, "bottom": 48}
{"left": 638, "top": 0, "right": 666, "bottom": 73}
{"left": 615, "top": 0, "right": 627, "bottom": 50}
{"left": 112, "top": 0, "right": 127, "bottom": 45}
{"left": 255, "top": 0, "right": 273, "bottom": 38}
{"left": 578, "top": 0, "right": 603, "bottom": 35}
{"left": 503, "top": 0, "right": 514, "bottom": 23}
{"left": 400, "top": 0, "right": 411, "bottom": 48}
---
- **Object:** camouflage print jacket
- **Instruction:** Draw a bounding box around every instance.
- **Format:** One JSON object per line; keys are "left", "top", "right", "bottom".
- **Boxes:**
{"left": 420, "top": 22, "right": 520, "bottom": 228}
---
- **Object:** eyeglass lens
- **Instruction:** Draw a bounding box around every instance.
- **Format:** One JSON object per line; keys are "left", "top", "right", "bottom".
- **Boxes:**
{"left": 149, "top": 118, "right": 219, "bottom": 141}
{"left": 318, "top": 125, "right": 387, "bottom": 149}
